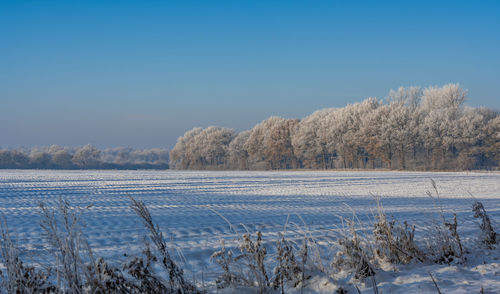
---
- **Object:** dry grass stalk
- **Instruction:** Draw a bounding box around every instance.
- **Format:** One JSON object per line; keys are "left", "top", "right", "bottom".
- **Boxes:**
{"left": 39, "top": 198, "right": 88, "bottom": 292}
{"left": 0, "top": 216, "right": 55, "bottom": 293}
{"left": 129, "top": 196, "right": 199, "bottom": 293}
{"left": 426, "top": 180, "right": 465, "bottom": 263}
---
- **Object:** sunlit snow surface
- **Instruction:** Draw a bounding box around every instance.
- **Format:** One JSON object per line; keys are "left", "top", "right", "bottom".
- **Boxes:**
{"left": 1, "top": 170, "right": 499, "bottom": 293}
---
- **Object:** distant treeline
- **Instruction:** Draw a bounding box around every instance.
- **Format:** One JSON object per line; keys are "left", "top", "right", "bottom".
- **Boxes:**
{"left": 0, "top": 145, "right": 169, "bottom": 169}
{"left": 170, "top": 84, "right": 500, "bottom": 171}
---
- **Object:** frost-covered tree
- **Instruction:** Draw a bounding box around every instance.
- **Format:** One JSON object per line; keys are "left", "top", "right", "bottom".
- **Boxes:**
{"left": 169, "top": 127, "right": 234, "bottom": 169}
{"left": 0, "top": 149, "right": 30, "bottom": 169}
{"left": 419, "top": 84, "right": 467, "bottom": 169}
{"left": 29, "top": 150, "right": 52, "bottom": 169}
{"left": 52, "top": 150, "right": 75, "bottom": 169}
{"left": 466, "top": 108, "right": 500, "bottom": 169}
{"left": 360, "top": 104, "right": 393, "bottom": 168}
{"left": 388, "top": 86, "right": 422, "bottom": 108}
{"left": 450, "top": 107, "right": 491, "bottom": 169}
{"left": 491, "top": 116, "right": 500, "bottom": 168}
{"left": 169, "top": 83, "right": 498, "bottom": 171}
{"left": 48, "top": 144, "right": 66, "bottom": 154}
{"left": 264, "top": 118, "right": 299, "bottom": 169}
{"left": 196, "top": 126, "right": 235, "bottom": 168}
{"left": 0, "top": 145, "right": 170, "bottom": 169}
{"left": 98, "top": 147, "right": 169, "bottom": 168}
{"left": 292, "top": 108, "right": 336, "bottom": 169}
{"left": 319, "top": 98, "right": 379, "bottom": 168}
{"left": 244, "top": 117, "right": 281, "bottom": 170}
{"left": 170, "top": 128, "right": 203, "bottom": 169}
{"left": 228, "top": 130, "right": 251, "bottom": 170}
{"left": 387, "top": 87, "right": 423, "bottom": 168}
{"left": 244, "top": 117, "right": 299, "bottom": 170}
{"left": 385, "top": 102, "right": 415, "bottom": 169}
{"left": 133, "top": 148, "right": 169, "bottom": 166}
{"left": 109, "top": 147, "right": 132, "bottom": 165}
{"left": 72, "top": 145, "right": 102, "bottom": 169}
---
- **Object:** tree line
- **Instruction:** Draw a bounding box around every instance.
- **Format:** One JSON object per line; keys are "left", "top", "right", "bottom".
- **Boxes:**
{"left": 170, "top": 84, "right": 500, "bottom": 171}
{"left": 0, "top": 145, "right": 169, "bottom": 169}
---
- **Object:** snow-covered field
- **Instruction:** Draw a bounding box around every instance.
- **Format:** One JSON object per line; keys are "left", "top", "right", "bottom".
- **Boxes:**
{"left": 0, "top": 170, "right": 499, "bottom": 293}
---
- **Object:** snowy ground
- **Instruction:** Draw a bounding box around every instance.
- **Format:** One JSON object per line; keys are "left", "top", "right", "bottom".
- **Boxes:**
{"left": 0, "top": 170, "right": 499, "bottom": 293}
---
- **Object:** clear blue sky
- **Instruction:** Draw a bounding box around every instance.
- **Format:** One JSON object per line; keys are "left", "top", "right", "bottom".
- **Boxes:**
{"left": 1, "top": 0, "right": 499, "bottom": 148}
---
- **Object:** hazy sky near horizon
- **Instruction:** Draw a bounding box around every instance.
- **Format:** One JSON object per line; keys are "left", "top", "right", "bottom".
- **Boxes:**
{"left": 1, "top": 0, "right": 499, "bottom": 148}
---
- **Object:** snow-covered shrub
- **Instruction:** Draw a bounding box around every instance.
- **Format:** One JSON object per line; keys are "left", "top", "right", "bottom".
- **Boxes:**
{"left": 373, "top": 200, "right": 424, "bottom": 264}
{"left": 0, "top": 218, "right": 56, "bottom": 293}
{"left": 211, "top": 231, "right": 272, "bottom": 292}
{"left": 235, "top": 231, "right": 270, "bottom": 291}
{"left": 87, "top": 257, "right": 138, "bottom": 292}
{"left": 272, "top": 233, "right": 303, "bottom": 293}
{"left": 210, "top": 240, "right": 245, "bottom": 290}
{"left": 38, "top": 197, "right": 202, "bottom": 293}
{"left": 426, "top": 181, "right": 466, "bottom": 264}
{"left": 211, "top": 231, "right": 315, "bottom": 293}
{"left": 332, "top": 220, "right": 375, "bottom": 280}
{"left": 123, "top": 242, "right": 172, "bottom": 293}
{"left": 425, "top": 217, "right": 465, "bottom": 264}
{"left": 472, "top": 201, "right": 497, "bottom": 247}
